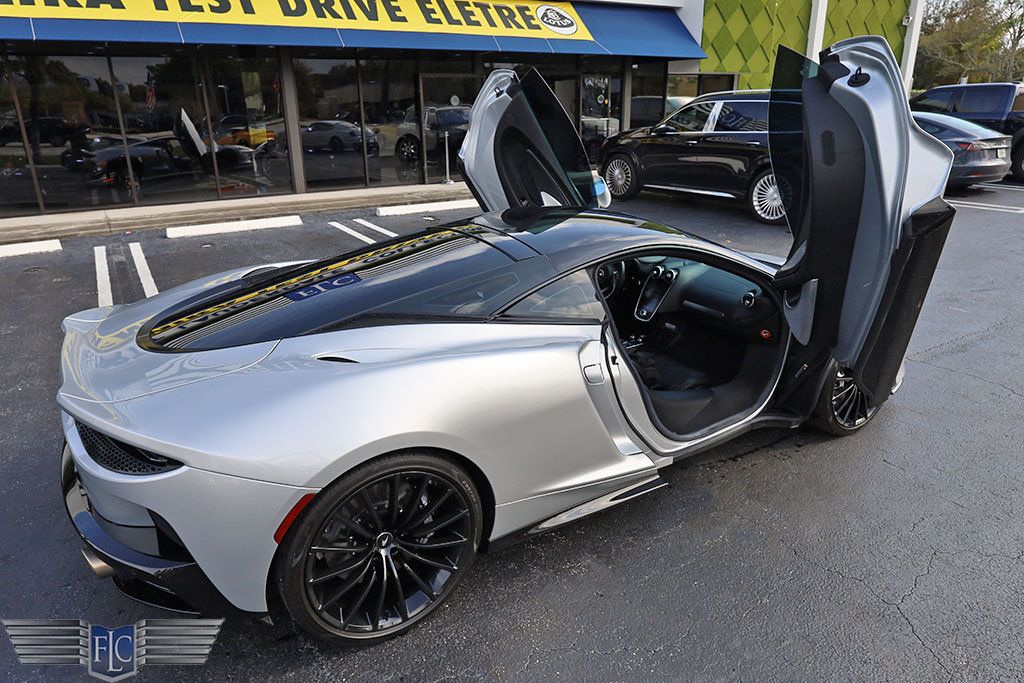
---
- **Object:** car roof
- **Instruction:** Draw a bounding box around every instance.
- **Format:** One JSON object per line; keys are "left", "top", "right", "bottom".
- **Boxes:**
{"left": 469, "top": 208, "right": 703, "bottom": 270}
{"left": 924, "top": 82, "right": 1022, "bottom": 91}
{"left": 692, "top": 90, "right": 771, "bottom": 104}
{"left": 913, "top": 111, "right": 1006, "bottom": 138}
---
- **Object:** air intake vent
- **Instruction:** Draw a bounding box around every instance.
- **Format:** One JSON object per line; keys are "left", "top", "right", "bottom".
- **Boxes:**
{"left": 821, "top": 131, "right": 837, "bottom": 166}
{"left": 75, "top": 421, "right": 182, "bottom": 475}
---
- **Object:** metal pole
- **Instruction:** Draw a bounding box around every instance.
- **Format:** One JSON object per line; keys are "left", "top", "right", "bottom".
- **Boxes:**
{"left": 106, "top": 54, "right": 139, "bottom": 205}
{"left": 442, "top": 130, "right": 453, "bottom": 184}
{"left": 3, "top": 53, "right": 45, "bottom": 214}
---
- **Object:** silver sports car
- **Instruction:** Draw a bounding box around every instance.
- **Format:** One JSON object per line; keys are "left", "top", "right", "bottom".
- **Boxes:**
{"left": 59, "top": 37, "right": 955, "bottom": 644}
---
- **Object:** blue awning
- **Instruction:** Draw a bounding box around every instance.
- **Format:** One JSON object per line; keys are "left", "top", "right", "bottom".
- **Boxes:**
{"left": 0, "top": 2, "right": 705, "bottom": 59}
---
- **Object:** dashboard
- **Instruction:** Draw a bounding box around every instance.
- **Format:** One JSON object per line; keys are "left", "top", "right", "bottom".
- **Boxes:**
{"left": 596, "top": 256, "right": 779, "bottom": 344}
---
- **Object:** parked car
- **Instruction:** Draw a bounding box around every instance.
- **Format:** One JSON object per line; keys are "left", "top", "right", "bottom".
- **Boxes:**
{"left": 291, "top": 120, "right": 377, "bottom": 153}
{"left": 58, "top": 38, "right": 956, "bottom": 645}
{"left": 599, "top": 90, "right": 793, "bottom": 224}
{"left": 910, "top": 82, "right": 1024, "bottom": 180}
{"left": 216, "top": 126, "right": 277, "bottom": 148}
{"left": 395, "top": 105, "right": 470, "bottom": 164}
{"left": 913, "top": 112, "right": 1012, "bottom": 187}
{"left": 0, "top": 115, "right": 86, "bottom": 147}
{"left": 60, "top": 134, "right": 141, "bottom": 173}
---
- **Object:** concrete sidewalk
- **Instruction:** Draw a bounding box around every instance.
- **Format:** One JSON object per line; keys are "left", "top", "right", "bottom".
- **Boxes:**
{"left": 0, "top": 182, "right": 474, "bottom": 244}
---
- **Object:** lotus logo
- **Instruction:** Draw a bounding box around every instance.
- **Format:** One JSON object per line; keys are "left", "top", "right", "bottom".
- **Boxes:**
{"left": 536, "top": 5, "right": 578, "bottom": 35}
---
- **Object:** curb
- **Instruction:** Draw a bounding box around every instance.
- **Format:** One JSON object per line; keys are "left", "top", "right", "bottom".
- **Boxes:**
{"left": 0, "top": 183, "right": 474, "bottom": 245}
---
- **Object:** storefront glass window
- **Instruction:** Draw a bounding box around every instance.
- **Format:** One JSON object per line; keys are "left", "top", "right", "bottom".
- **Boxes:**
{"left": 108, "top": 54, "right": 219, "bottom": 205}
{"left": 630, "top": 61, "right": 667, "bottom": 127}
{"left": 203, "top": 54, "right": 292, "bottom": 198}
{"left": 581, "top": 56, "right": 621, "bottom": 163}
{"left": 360, "top": 57, "right": 420, "bottom": 187}
{"left": 0, "top": 58, "right": 39, "bottom": 216}
{"left": 293, "top": 58, "right": 366, "bottom": 190}
{"left": 667, "top": 74, "right": 737, "bottom": 114}
{"left": 9, "top": 55, "right": 125, "bottom": 211}
{"left": 419, "top": 73, "right": 479, "bottom": 183}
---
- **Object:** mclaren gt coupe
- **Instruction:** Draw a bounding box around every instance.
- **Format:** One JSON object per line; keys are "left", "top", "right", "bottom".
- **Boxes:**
{"left": 59, "top": 37, "right": 956, "bottom": 643}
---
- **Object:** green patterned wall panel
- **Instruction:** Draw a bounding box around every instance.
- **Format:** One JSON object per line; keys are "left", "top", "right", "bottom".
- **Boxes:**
{"left": 823, "top": 0, "right": 909, "bottom": 60}
{"left": 701, "top": 0, "right": 812, "bottom": 90}
{"left": 700, "top": 0, "right": 909, "bottom": 90}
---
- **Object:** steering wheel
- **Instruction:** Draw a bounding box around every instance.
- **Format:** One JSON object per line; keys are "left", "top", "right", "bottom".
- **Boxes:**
{"left": 596, "top": 261, "right": 626, "bottom": 299}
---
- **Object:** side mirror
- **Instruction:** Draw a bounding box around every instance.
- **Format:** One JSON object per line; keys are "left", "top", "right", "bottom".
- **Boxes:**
{"left": 592, "top": 172, "right": 612, "bottom": 208}
{"left": 651, "top": 123, "right": 673, "bottom": 135}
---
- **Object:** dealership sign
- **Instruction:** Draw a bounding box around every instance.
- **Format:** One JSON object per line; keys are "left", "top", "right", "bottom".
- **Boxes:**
{"left": 0, "top": 0, "right": 591, "bottom": 40}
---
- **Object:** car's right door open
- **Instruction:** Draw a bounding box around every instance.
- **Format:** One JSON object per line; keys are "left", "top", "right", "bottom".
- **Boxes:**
{"left": 770, "top": 36, "right": 956, "bottom": 406}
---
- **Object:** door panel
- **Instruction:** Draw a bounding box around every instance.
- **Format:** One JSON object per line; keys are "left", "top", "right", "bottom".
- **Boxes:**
{"left": 769, "top": 37, "right": 955, "bottom": 405}
{"left": 459, "top": 69, "right": 596, "bottom": 212}
{"left": 640, "top": 100, "right": 715, "bottom": 187}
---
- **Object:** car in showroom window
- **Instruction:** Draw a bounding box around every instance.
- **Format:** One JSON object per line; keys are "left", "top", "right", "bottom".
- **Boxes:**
{"left": 599, "top": 91, "right": 793, "bottom": 225}
{"left": 58, "top": 38, "right": 957, "bottom": 646}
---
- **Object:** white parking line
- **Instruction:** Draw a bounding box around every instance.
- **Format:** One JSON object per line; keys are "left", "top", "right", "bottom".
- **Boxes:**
{"left": 93, "top": 246, "right": 113, "bottom": 307}
{"left": 166, "top": 215, "right": 303, "bottom": 239}
{"left": 375, "top": 198, "right": 479, "bottom": 217}
{"left": 353, "top": 218, "right": 398, "bottom": 238}
{"left": 128, "top": 242, "right": 159, "bottom": 298}
{"left": 978, "top": 183, "right": 1024, "bottom": 192}
{"left": 0, "top": 239, "right": 62, "bottom": 258}
{"left": 947, "top": 199, "right": 1024, "bottom": 214}
{"left": 328, "top": 221, "right": 375, "bottom": 244}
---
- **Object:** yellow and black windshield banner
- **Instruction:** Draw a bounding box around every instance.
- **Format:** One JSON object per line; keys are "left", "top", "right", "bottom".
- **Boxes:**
{"left": 0, "top": 0, "right": 592, "bottom": 40}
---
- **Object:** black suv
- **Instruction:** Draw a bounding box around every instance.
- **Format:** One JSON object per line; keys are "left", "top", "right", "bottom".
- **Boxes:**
{"left": 910, "top": 82, "right": 1024, "bottom": 180}
{"left": 598, "top": 91, "right": 789, "bottom": 224}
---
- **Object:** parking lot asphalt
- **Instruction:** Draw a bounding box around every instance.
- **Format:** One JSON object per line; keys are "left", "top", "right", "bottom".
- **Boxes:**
{"left": 2, "top": 180, "right": 1023, "bottom": 681}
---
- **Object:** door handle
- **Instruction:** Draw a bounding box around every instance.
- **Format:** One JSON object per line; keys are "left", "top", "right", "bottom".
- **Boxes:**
{"left": 582, "top": 363, "right": 605, "bottom": 384}
{"left": 747, "top": 140, "right": 762, "bottom": 146}
{"left": 685, "top": 140, "right": 699, "bottom": 146}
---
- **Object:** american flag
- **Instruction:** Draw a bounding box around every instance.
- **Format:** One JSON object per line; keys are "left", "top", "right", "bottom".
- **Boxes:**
{"left": 145, "top": 77, "right": 156, "bottom": 111}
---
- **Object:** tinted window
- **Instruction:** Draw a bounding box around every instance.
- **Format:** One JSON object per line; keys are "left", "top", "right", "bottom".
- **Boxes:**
{"left": 915, "top": 118, "right": 947, "bottom": 136}
{"left": 912, "top": 89, "right": 955, "bottom": 113}
{"left": 714, "top": 100, "right": 769, "bottom": 132}
{"left": 956, "top": 87, "right": 1005, "bottom": 113}
{"left": 503, "top": 270, "right": 605, "bottom": 322}
{"left": 148, "top": 228, "right": 541, "bottom": 350}
{"left": 667, "top": 101, "right": 715, "bottom": 132}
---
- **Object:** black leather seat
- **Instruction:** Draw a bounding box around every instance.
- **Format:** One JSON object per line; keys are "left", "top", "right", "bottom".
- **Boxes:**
{"left": 632, "top": 350, "right": 713, "bottom": 392}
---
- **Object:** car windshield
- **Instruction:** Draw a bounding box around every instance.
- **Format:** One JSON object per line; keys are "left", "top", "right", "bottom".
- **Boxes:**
{"left": 436, "top": 108, "right": 471, "bottom": 126}
{"left": 768, "top": 45, "right": 816, "bottom": 235}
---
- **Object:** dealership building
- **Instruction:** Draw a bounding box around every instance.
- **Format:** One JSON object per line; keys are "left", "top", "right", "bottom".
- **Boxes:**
{"left": 0, "top": 0, "right": 922, "bottom": 218}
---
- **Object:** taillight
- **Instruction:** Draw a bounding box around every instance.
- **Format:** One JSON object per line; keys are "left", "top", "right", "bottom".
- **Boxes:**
{"left": 956, "top": 142, "right": 979, "bottom": 152}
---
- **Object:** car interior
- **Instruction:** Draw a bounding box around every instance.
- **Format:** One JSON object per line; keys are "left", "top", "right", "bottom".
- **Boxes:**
{"left": 594, "top": 252, "right": 785, "bottom": 437}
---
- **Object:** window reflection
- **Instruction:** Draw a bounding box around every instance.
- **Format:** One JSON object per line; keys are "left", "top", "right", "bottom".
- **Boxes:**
{"left": 109, "top": 55, "right": 219, "bottom": 205}
{"left": 361, "top": 57, "right": 420, "bottom": 186}
{"left": 292, "top": 58, "right": 366, "bottom": 189}
{"left": 203, "top": 55, "right": 292, "bottom": 197}
{"left": 0, "top": 59, "right": 38, "bottom": 216}
{"left": 8, "top": 55, "right": 125, "bottom": 211}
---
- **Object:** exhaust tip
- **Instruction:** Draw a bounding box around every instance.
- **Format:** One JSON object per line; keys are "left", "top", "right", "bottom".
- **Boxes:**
{"left": 81, "top": 548, "right": 117, "bottom": 578}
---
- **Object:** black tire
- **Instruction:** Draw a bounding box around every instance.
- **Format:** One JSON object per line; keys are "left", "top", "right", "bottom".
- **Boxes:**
{"left": 602, "top": 154, "right": 641, "bottom": 200}
{"left": 276, "top": 452, "right": 483, "bottom": 644}
{"left": 48, "top": 133, "right": 66, "bottom": 147}
{"left": 747, "top": 169, "right": 788, "bottom": 225}
{"left": 329, "top": 136, "right": 344, "bottom": 153}
{"left": 114, "top": 169, "right": 139, "bottom": 197}
{"left": 396, "top": 136, "right": 419, "bottom": 165}
{"left": 1011, "top": 144, "right": 1024, "bottom": 182}
{"left": 809, "top": 362, "right": 880, "bottom": 436}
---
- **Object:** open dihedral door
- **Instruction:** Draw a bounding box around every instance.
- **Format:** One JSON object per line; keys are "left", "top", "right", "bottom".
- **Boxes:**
{"left": 459, "top": 68, "right": 609, "bottom": 212}
{"left": 769, "top": 36, "right": 956, "bottom": 406}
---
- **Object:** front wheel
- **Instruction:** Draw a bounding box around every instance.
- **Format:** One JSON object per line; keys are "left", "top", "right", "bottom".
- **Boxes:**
{"left": 276, "top": 452, "right": 482, "bottom": 644}
{"left": 810, "top": 363, "right": 879, "bottom": 435}
{"left": 747, "top": 169, "right": 788, "bottom": 225}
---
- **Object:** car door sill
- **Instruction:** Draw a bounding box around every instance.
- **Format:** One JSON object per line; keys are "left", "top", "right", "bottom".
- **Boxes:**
{"left": 645, "top": 184, "right": 737, "bottom": 199}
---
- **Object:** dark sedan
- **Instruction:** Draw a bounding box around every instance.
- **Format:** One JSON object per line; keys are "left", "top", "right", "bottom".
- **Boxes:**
{"left": 598, "top": 91, "right": 790, "bottom": 225}
{"left": 913, "top": 112, "right": 1012, "bottom": 187}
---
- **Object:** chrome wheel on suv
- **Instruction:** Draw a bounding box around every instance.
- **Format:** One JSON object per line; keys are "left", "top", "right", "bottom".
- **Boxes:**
{"left": 749, "top": 170, "right": 787, "bottom": 224}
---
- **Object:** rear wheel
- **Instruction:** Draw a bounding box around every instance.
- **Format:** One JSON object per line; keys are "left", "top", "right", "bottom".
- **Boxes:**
{"left": 329, "top": 136, "right": 344, "bottom": 152}
{"left": 747, "top": 169, "right": 788, "bottom": 225}
{"left": 277, "top": 452, "right": 482, "bottom": 644}
{"left": 1011, "top": 144, "right": 1024, "bottom": 182}
{"left": 603, "top": 155, "right": 641, "bottom": 200}
{"left": 810, "top": 362, "right": 879, "bottom": 435}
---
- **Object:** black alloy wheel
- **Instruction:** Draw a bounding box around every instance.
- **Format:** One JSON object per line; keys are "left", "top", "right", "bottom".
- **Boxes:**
{"left": 810, "top": 363, "right": 879, "bottom": 435}
{"left": 277, "top": 453, "right": 482, "bottom": 643}
{"left": 396, "top": 136, "right": 420, "bottom": 164}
